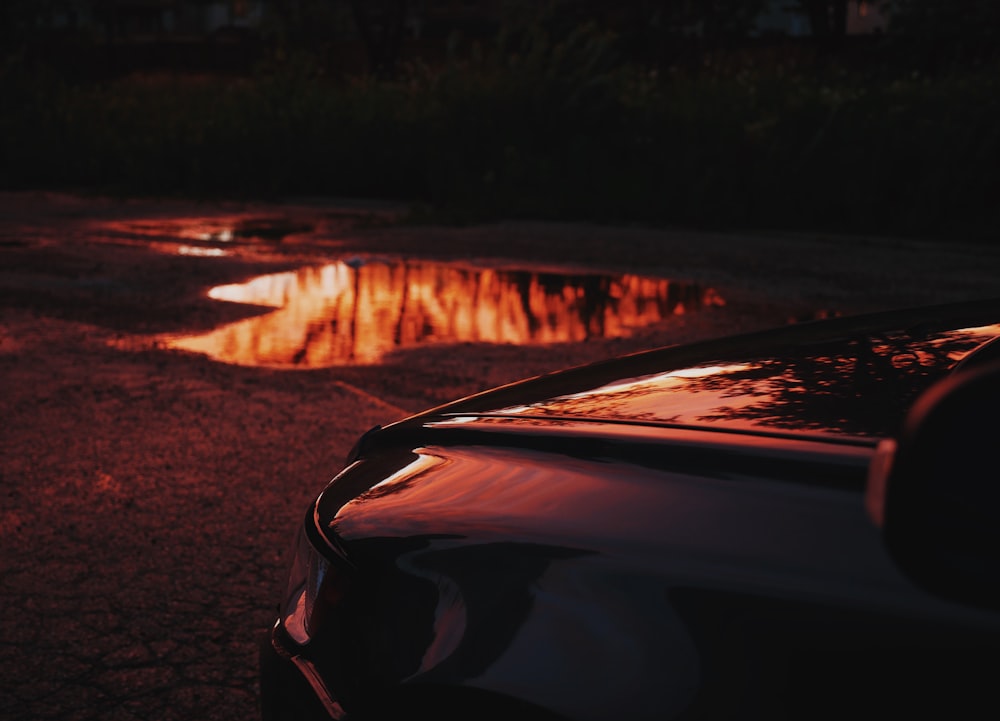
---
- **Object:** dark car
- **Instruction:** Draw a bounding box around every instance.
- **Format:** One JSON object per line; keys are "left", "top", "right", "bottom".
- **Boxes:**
{"left": 259, "top": 298, "right": 1000, "bottom": 721}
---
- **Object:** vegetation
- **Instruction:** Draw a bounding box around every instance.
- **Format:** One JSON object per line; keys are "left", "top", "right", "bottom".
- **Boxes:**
{"left": 1, "top": 2, "right": 997, "bottom": 240}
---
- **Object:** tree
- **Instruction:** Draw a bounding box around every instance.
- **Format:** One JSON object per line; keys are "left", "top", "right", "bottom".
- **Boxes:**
{"left": 793, "top": 0, "right": 851, "bottom": 37}
{"left": 345, "top": 0, "right": 410, "bottom": 78}
{"left": 885, "top": 0, "right": 1000, "bottom": 66}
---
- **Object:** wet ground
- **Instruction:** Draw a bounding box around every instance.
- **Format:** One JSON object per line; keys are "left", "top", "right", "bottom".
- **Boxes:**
{"left": 3, "top": 191, "right": 1000, "bottom": 721}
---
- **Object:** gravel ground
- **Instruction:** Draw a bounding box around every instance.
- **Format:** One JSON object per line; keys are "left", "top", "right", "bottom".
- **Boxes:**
{"left": 2, "top": 191, "right": 1000, "bottom": 721}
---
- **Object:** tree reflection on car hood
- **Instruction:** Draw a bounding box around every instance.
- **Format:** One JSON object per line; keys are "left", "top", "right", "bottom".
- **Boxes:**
{"left": 416, "top": 300, "right": 1000, "bottom": 439}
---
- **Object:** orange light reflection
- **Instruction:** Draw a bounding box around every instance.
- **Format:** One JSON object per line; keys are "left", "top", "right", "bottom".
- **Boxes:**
{"left": 163, "top": 260, "right": 724, "bottom": 368}
{"left": 177, "top": 245, "right": 229, "bottom": 257}
{"left": 495, "top": 363, "right": 760, "bottom": 421}
{"left": 479, "top": 323, "right": 1000, "bottom": 437}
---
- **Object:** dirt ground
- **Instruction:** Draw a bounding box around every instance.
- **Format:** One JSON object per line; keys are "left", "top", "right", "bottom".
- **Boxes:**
{"left": 2, "top": 191, "right": 1000, "bottom": 721}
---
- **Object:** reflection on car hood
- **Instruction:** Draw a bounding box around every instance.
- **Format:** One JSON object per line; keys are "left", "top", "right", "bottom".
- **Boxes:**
{"left": 412, "top": 299, "right": 1000, "bottom": 439}
{"left": 306, "top": 299, "right": 1000, "bottom": 721}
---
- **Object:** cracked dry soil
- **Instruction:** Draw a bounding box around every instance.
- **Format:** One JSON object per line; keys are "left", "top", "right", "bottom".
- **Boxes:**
{"left": 2, "top": 192, "right": 1000, "bottom": 721}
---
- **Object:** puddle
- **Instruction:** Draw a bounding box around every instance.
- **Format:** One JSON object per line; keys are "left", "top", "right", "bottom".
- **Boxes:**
{"left": 162, "top": 259, "right": 725, "bottom": 368}
{"left": 91, "top": 216, "right": 316, "bottom": 256}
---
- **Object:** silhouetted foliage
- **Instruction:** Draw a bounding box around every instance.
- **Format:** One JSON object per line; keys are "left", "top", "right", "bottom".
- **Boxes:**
{"left": 886, "top": 0, "right": 1000, "bottom": 69}
{"left": 1, "top": 1, "right": 998, "bottom": 239}
{"left": 793, "top": 0, "right": 851, "bottom": 37}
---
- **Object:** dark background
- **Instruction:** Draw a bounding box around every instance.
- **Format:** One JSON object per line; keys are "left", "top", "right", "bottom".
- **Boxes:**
{"left": 4, "top": 5, "right": 1000, "bottom": 719}
{"left": 2, "top": 1, "right": 998, "bottom": 238}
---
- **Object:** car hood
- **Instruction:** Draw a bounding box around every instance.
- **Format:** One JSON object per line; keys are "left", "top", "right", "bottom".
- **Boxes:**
{"left": 405, "top": 298, "right": 1000, "bottom": 440}
{"left": 318, "top": 299, "right": 1000, "bottom": 547}
{"left": 307, "top": 299, "right": 1000, "bottom": 721}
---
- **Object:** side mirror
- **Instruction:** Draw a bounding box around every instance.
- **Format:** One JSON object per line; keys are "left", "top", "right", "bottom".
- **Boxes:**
{"left": 866, "top": 360, "right": 1000, "bottom": 611}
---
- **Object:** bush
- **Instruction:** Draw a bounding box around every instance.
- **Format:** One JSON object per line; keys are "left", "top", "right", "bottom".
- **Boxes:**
{"left": 1, "top": 32, "right": 997, "bottom": 240}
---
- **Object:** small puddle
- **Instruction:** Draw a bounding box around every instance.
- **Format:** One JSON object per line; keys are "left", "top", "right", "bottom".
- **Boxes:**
{"left": 92, "top": 216, "right": 316, "bottom": 257}
{"left": 162, "top": 259, "right": 725, "bottom": 368}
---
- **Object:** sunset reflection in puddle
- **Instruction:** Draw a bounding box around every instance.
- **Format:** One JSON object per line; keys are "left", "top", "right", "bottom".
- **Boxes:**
{"left": 163, "top": 259, "right": 725, "bottom": 368}
{"left": 89, "top": 216, "right": 318, "bottom": 257}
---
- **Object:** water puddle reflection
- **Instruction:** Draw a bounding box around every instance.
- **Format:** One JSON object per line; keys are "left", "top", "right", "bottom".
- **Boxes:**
{"left": 165, "top": 259, "right": 725, "bottom": 368}
{"left": 91, "top": 216, "right": 317, "bottom": 257}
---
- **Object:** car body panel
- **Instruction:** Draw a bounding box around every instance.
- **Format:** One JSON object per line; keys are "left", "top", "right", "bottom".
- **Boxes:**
{"left": 315, "top": 437, "right": 999, "bottom": 719}
{"left": 262, "top": 298, "right": 1000, "bottom": 721}
{"left": 411, "top": 300, "right": 1000, "bottom": 439}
